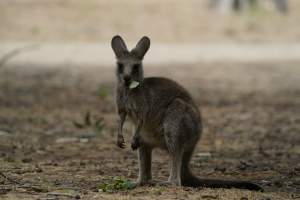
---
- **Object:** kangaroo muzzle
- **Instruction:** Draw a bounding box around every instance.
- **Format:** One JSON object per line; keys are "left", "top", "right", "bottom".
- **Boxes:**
{"left": 123, "top": 75, "right": 131, "bottom": 86}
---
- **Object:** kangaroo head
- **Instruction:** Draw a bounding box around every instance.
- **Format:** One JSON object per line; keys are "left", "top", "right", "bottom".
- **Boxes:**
{"left": 111, "top": 35, "right": 150, "bottom": 88}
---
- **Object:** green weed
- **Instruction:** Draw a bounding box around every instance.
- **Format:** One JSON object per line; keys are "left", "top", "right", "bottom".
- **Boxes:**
{"left": 99, "top": 177, "right": 135, "bottom": 193}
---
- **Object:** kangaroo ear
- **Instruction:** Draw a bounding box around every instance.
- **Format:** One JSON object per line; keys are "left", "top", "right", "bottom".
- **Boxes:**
{"left": 131, "top": 36, "right": 150, "bottom": 59}
{"left": 111, "top": 35, "right": 129, "bottom": 58}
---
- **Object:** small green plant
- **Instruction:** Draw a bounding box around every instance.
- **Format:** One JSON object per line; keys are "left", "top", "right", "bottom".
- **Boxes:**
{"left": 151, "top": 187, "right": 163, "bottom": 195}
{"left": 28, "top": 116, "right": 48, "bottom": 125}
{"left": 98, "top": 87, "right": 109, "bottom": 99}
{"left": 99, "top": 177, "right": 134, "bottom": 193}
{"left": 73, "top": 111, "right": 105, "bottom": 134}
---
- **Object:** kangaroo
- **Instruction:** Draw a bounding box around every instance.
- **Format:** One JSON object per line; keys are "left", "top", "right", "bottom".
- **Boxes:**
{"left": 111, "top": 35, "right": 263, "bottom": 191}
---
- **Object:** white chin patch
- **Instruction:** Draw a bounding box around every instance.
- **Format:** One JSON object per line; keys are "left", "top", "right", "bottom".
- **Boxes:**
{"left": 129, "top": 81, "right": 140, "bottom": 89}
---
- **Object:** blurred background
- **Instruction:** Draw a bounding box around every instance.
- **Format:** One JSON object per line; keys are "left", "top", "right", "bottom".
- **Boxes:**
{"left": 1, "top": 0, "right": 300, "bottom": 67}
{"left": 0, "top": 1, "right": 299, "bottom": 199}
{"left": 1, "top": 0, "right": 299, "bottom": 42}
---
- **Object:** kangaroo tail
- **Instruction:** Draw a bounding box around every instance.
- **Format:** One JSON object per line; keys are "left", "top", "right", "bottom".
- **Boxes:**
{"left": 182, "top": 171, "right": 263, "bottom": 191}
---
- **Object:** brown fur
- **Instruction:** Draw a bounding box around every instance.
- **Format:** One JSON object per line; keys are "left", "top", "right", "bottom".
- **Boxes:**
{"left": 111, "top": 35, "right": 263, "bottom": 191}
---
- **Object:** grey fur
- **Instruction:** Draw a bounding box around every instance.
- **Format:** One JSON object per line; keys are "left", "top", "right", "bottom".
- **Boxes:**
{"left": 111, "top": 35, "right": 263, "bottom": 191}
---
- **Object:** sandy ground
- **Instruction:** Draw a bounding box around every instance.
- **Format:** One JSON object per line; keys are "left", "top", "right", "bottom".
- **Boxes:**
{"left": 0, "top": 61, "right": 299, "bottom": 199}
{"left": 1, "top": 42, "right": 300, "bottom": 68}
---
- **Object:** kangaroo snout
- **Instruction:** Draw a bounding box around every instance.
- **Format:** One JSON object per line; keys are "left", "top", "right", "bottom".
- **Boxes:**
{"left": 123, "top": 75, "right": 131, "bottom": 85}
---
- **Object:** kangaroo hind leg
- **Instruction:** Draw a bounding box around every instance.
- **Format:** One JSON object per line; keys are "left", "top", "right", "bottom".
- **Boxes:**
{"left": 136, "top": 144, "right": 152, "bottom": 186}
{"left": 163, "top": 99, "right": 196, "bottom": 186}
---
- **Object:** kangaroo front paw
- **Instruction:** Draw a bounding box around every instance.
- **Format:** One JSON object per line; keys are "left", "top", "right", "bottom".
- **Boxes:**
{"left": 131, "top": 137, "right": 140, "bottom": 150}
{"left": 117, "top": 135, "right": 126, "bottom": 149}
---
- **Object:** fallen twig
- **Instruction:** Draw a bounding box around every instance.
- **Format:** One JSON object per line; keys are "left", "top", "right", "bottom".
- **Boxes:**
{"left": 201, "top": 195, "right": 218, "bottom": 199}
{"left": 0, "top": 44, "right": 39, "bottom": 68}
{"left": 17, "top": 185, "right": 48, "bottom": 193}
{"left": 0, "top": 171, "right": 20, "bottom": 184}
{"left": 47, "top": 192, "right": 81, "bottom": 199}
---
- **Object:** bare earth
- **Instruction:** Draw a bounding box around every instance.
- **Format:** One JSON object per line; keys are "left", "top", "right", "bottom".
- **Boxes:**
{"left": 0, "top": 61, "right": 299, "bottom": 200}
{"left": 1, "top": 0, "right": 300, "bottom": 199}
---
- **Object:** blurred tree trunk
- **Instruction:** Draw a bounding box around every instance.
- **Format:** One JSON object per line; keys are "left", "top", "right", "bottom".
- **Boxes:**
{"left": 210, "top": 0, "right": 256, "bottom": 13}
{"left": 211, "top": 0, "right": 288, "bottom": 14}
{"left": 273, "top": 0, "right": 288, "bottom": 13}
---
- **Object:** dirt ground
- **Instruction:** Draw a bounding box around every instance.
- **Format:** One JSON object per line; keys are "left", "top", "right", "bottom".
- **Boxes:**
{"left": 0, "top": 62, "right": 299, "bottom": 200}
{"left": 0, "top": 1, "right": 300, "bottom": 199}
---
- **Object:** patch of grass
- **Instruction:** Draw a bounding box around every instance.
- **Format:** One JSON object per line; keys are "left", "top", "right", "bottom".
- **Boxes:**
{"left": 94, "top": 118, "right": 105, "bottom": 133}
{"left": 31, "top": 26, "right": 41, "bottom": 35}
{"left": 98, "top": 87, "right": 109, "bottom": 99}
{"left": 27, "top": 116, "right": 48, "bottom": 125}
{"left": 150, "top": 187, "right": 164, "bottom": 196}
{"left": 73, "top": 111, "right": 105, "bottom": 134}
{"left": 99, "top": 177, "right": 135, "bottom": 193}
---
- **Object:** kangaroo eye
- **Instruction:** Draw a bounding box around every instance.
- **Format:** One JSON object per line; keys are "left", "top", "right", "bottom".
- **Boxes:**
{"left": 117, "top": 63, "right": 124, "bottom": 73}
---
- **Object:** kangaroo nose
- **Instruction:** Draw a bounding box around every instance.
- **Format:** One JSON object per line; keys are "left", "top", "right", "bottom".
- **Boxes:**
{"left": 124, "top": 75, "right": 131, "bottom": 83}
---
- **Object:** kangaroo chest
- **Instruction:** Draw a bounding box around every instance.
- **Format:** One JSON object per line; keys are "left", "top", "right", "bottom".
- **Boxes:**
{"left": 126, "top": 105, "right": 139, "bottom": 123}
{"left": 122, "top": 93, "right": 166, "bottom": 148}
{"left": 121, "top": 91, "right": 144, "bottom": 122}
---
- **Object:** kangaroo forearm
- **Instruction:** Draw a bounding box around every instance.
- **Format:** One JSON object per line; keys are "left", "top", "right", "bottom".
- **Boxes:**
{"left": 133, "top": 120, "right": 142, "bottom": 138}
{"left": 117, "top": 112, "right": 126, "bottom": 136}
{"left": 116, "top": 111, "right": 127, "bottom": 148}
{"left": 131, "top": 120, "right": 143, "bottom": 150}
